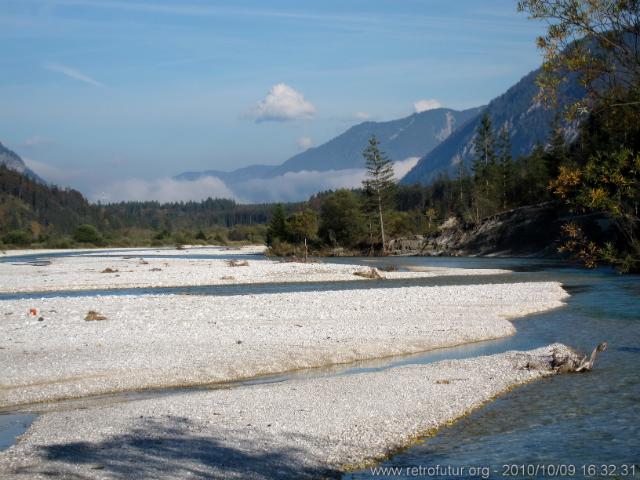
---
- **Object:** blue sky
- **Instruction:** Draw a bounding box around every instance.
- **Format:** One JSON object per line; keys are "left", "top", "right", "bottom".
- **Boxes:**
{"left": 0, "top": 0, "right": 546, "bottom": 201}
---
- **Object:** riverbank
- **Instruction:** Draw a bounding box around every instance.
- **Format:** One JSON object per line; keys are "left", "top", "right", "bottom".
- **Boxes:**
{"left": 0, "top": 345, "right": 573, "bottom": 479}
{"left": 0, "top": 246, "right": 510, "bottom": 293}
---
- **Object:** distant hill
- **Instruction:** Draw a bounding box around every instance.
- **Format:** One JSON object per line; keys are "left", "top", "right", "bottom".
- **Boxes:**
{"left": 176, "top": 107, "right": 483, "bottom": 186}
{"left": 401, "top": 70, "right": 585, "bottom": 185}
{"left": 0, "top": 141, "right": 46, "bottom": 184}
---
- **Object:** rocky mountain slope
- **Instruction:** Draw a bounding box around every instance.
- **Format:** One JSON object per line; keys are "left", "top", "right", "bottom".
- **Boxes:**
{"left": 269, "top": 107, "right": 483, "bottom": 176}
{"left": 401, "top": 70, "right": 585, "bottom": 185}
{"left": 176, "top": 107, "right": 482, "bottom": 185}
{"left": 0, "top": 142, "right": 44, "bottom": 183}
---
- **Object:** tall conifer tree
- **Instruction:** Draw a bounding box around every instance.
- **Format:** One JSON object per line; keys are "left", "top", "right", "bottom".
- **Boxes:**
{"left": 362, "top": 136, "right": 396, "bottom": 251}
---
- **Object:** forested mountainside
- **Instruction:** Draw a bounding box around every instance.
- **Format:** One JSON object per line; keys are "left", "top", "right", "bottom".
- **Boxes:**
{"left": 0, "top": 142, "right": 45, "bottom": 184}
{"left": 0, "top": 166, "right": 289, "bottom": 247}
{"left": 401, "top": 70, "right": 584, "bottom": 185}
{"left": 0, "top": 165, "right": 100, "bottom": 237}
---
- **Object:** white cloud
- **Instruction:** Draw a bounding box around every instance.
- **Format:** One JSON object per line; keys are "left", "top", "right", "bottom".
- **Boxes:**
{"left": 25, "top": 158, "right": 237, "bottom": 203}
{"left": 392, "top": 157, "right": 420, "bottom": 178}
{"left": 23, "top": 157, "right": 85, "bottom": 186}
{"left": 297, "top": 136, "right": 313, "bottom": 149}
{"left": 43, "top": 62, "right": 106, "bottom": 88}
{"left": 27, "top": 155, "right": 420, "bottom": 204}
{"left": 235, "top": 169, "right": 364, "bottom": 202}
{"left": 253, "top": 83, "right": 315, "bottom": 122}
{"left": 23, "top": 158, "right": 59, "bottom": 178}
{"left": 93, "top": 176, "right": 236, "bottom": 203}
{"left": 22, "top": 136, "right": 51, "bottom": 147}
{"left": 413, "top": 99, "right": 442, "bottom": 113}
{"left": 356, "top": 111, "right": 371, "bottom": 120}
{"left": 233, "top": 158, "right": 420, "bottom": 203}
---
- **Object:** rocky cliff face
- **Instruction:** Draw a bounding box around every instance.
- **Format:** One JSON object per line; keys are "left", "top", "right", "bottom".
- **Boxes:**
{"left": 421, "top": 204, "right": 565, "bottom": 256}
{"left": 390, "top": 203, "right": 612, "bottom": 257}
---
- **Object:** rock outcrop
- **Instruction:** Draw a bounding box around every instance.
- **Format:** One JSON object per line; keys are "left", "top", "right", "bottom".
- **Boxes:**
{"left": 390, "top": 203, "right": 613, "bottom": 257}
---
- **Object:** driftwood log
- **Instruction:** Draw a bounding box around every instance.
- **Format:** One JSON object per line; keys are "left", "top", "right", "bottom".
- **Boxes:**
{"left": 518, "top": 343, "right": 607, "bottom": 373}
{"left": 551, "top": 342, "right": 607, "bottom": 373}
{"left": 226, "top": 259, "right": 250, "bottom": 267}
{"left": 353, "top": 268, "right": 384, "bottom": 280}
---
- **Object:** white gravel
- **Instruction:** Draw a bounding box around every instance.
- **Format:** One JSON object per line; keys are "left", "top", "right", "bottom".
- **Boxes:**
{"left": 0, "top": 246, "right": 509, "bottom": 293}
{"left": 0, "top": 250, "right": 572, "bottom": 478}
{"left": 0, "top": 345, "right": 573, "bottom": 479}
{"left": 82, "top": 245, "right": 269, "bottom": 257}
{"left": 0, "top": 245, "right": 265, "bottom": 258}
{"left": 0, "top": 282, "right": 568, "bottom": 408}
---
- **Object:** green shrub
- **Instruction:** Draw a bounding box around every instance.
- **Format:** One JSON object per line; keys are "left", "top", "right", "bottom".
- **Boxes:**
{"left": 2, "top": 230, "right": 32, "bottom": 246}
{"left": 173, "top": 233, "right": 187, "bottom": 245}
{"left": 45, "top": 236, "right": 74, "bottom": 249}
{"left": 319, "top": 190, "right": 367, "bottom": 248}
{"left": 228, "top": 225, "right": 266, "bottom": 243}
{"left": 266, "top": 239, "right": 296, "bottom": 257}
{"left": 154, "top": 229, "right": 171, "bottom": 240}
{"left": 212, "top": 233, "right": 227, "bottom": 245}
{"left": 112, "top": 237, "right": 132, "bottom": 247}
{"left": 73, "top": 224, "right": 102, "bottom": 243}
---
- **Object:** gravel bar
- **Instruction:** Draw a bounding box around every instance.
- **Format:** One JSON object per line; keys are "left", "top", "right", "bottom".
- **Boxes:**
{"left": 0, "top": 246, "right": 509, "bottom": 294}
{"left": 0, "top": 282, "right": 568, "bottom": 408}
{"left": 0, "top": 345, "right": 573, "bottom": 479}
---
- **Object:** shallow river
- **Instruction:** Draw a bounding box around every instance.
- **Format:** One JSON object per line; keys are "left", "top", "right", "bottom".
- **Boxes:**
{"left": 337, "top": 257, "right": 640, "bottom": 479}
{"left": 1, "top": 251, "right": 639, "bottom": 479}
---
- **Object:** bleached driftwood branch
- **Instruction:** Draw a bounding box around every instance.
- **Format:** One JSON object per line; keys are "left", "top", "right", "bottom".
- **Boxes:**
{"left": 516, "top": 343, "right": 607, "bottom": 373}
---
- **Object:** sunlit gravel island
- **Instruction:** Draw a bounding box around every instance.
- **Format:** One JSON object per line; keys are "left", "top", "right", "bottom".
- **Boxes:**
{"left": 0, "top": 247, "right": 575, "bottom": 478}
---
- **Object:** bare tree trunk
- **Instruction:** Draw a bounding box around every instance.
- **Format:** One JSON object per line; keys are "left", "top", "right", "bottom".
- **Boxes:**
{"left": 377, "top": 189, "right": 386, "bottom": 252}
{"left": 502, "top": 170, "right": 506, "bottom": 211}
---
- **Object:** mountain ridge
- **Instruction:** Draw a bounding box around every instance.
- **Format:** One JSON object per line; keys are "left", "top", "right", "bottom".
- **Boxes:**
{"left": 401, "top": 69, "right": 585, "bottom": 185}
{"left": 268, "top": 106, "right": 483, "bottom": 177}
{"left": 175, "top": 106, "right": 483, "bottom": 186}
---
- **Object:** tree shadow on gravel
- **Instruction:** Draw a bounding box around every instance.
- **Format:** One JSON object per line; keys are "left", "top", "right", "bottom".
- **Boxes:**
{"left": 13, "top": 416, "right": 341, "bottom": 479}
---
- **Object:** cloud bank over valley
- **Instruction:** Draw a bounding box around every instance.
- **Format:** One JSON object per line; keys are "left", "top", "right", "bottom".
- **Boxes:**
{"left": 85, "top": 158, "right": 420, "bottom": 204}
